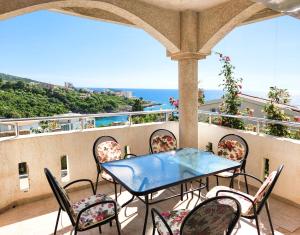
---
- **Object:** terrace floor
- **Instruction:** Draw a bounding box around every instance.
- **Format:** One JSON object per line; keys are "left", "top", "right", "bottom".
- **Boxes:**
{"left": 0, "top": 181, "right": 300, "bottom": 235}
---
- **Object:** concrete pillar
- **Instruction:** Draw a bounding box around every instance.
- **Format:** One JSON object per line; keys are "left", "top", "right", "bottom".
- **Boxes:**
{"left": 169, "top": 11, "right": 207, "bottom": 148}
{"left": 178, "top": 59, "right": 198, "bottom": 148}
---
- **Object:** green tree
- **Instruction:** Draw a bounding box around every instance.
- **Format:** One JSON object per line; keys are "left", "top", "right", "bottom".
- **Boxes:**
{"left": 14, "top": 81, "right": 26, "bottom": 90}
{"left": 263, "top": 86, "right": 290, "bottom": 137}
{"left": 132, "top": 98, "right": 144, "bottom": 112}
{"left": 217, "top": 52, "right": 244, "bottom": 130}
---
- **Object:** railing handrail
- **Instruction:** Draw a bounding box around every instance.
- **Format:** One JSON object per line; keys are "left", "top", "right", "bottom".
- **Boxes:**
{"left": 0, "top": 109, "right": 299, "bottom": 137}
{"left": 198, "top": 110, "right": 300, "bottom": 128}
{"left": 0, "top": 109, "right": 175, "bottom": 125}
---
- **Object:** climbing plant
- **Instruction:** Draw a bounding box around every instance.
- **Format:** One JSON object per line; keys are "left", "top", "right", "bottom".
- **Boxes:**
{"left": 263, "top": 86, "right": 290, "bottom": 137}
{"left": 217, "top": 52, "right": 245, "bottom": 130}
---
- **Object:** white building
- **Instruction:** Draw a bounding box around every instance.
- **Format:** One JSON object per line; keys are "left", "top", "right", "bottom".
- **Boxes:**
{"left": 200, "top": 93, "right": 300, "bottom": 120}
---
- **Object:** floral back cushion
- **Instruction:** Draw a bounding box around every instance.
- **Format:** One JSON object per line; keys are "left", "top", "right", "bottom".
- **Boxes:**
{"left": 182, "top": 199, "right": 237, "bottom": 235}
{"left": 151, "top": 135, "right": 177, "bottom": 153}
{"left": 96, "top": 141, "right": 122, "bottom": 163}
{"left": 253, "top": 171, "right": 277, "bottom": 204}
{"left": 217, "top": 139, "right": 246, "bottom": 161}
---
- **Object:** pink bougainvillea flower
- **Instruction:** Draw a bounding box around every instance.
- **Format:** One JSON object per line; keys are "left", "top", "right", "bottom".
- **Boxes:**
{"left": 173, "top": 100, "right": 179, "bottom": 108}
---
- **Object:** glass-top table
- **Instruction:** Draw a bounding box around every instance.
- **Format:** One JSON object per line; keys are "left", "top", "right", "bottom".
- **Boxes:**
{"left": 101, "top": 148, "right": 241, "bottom": 235}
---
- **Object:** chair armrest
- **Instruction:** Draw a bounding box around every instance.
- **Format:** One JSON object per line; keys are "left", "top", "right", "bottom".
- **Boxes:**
{"left": 216, "top": 189, "right": 257, "bottom": 215}
{"left": 76, "top": 200, "right": 118, "bottom": 224}
{"left": 64, "top": 179, "right": 96, "bottom": 195}
{"left": 231, "top": 173, "right": 264, "bottom": 184}
{"left": 151, "top": 208, "right": 174, "bottom": 235}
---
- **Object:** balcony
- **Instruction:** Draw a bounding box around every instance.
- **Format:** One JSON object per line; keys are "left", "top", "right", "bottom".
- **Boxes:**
{"left": 0, "top": 111, "right": 300, "bottom": 234}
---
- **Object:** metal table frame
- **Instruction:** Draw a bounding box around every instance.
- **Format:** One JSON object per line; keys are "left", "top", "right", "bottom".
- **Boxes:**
{"left": 102, "top": 148, "right": 241, "bottom": 235}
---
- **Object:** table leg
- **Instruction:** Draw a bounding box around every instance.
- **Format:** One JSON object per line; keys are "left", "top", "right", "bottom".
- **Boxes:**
{"left": 142, "top": 195, "right": 149, "bottom": 235}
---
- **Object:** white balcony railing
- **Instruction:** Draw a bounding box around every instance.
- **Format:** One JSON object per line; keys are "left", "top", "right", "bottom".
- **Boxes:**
{"left": 0, "top": 109, "right": 299, "bottom": 139}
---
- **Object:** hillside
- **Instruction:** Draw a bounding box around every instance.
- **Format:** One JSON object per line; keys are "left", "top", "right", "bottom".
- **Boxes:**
{"left": 0, "top": 77, "right": 137, "bottom": 118}
{"left": 0, "top": 73, "right": 40, "bottom": 84}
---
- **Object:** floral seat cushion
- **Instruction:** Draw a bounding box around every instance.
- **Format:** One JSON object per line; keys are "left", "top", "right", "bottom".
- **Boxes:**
{"left": 154, "top": 209, "right": 189, "bottom": 235}
{"left": 216, "top": 168, "right": 241, "bottom": 178}
{"left": 71, "top": 194, "right": 120, "bottom": 230}
{"left": 206, "top": 186, "right": 255, "bottom": 216}
{"left": 217, "top": 139, "right": 245, "bottom": 161}
{"left": 96, "top": 140, "right": 122, "bottom": 163}
{"left": 207, "top": 171, "right": 277, "bottom": 217}
{"left": 151, "top": 135, "right": 177, "bottom": 153}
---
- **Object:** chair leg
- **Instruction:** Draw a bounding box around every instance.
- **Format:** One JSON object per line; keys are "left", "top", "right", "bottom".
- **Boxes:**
{"left": 114, "top": 181, "right": 118, "bottom": 201}
{"left": 244, "top": 172, "right": 249, "bottom": 194}
{"left": 54, "top": 208, "right": 61, "bottom": 235}
{"left": 216, "top": 176, "right": 219, "bottom": 186}
{"left": 198, "top": 179, "right": 202, "bottom": 197}
{"left": 95, "top": 173, "right": 100, "bottom": 193}
{"left": 110, "top": 220, "right": 112, "bottom": 227}
{"left": 254, "top": 216, "right": 261, "bottom": 235}
{"left": 265, "top": 203, "right": 275, "bottom": 235}
{"left": 180, "top": 184, "right": 183, "bottom": 201}
{"left": 99, "top": 225, "right": 102, "bottom": 233}
{"left": 115, "top": 217, "right": 121, "bottom": 235}
{"left": 152, "top": 226, "right": 156, "bottom": 235}
{"left": 206, "top": 177, "right": 209, "bottom": 191}
{"left": 185, "top": 183, "right": 189, "bottom": 199}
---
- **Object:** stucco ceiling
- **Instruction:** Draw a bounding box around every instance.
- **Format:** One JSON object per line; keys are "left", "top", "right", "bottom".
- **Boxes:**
{"left": 139, "top": 0, "right": 230, "bottom": 11}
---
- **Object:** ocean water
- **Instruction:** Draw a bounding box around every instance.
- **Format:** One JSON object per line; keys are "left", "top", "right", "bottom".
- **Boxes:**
{"left": 92, "top": 88, "right": 300, "bottom": 126}
{"left": 92, "top": 89, "right": 223, "bottom": 126}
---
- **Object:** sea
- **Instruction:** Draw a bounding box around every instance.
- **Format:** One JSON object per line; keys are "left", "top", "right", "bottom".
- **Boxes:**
{"left": 92, "top": 88, "right": 223, "bottom": 126}
{"left": 91, "top": 88, "right": 300, "bottom": 127}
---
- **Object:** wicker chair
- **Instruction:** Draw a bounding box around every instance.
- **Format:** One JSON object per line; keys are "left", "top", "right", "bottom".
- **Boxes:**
{"left": 93, "top": 136, "right": 123, "bottom": 200}
{"left": 207, "top": 164, "right": 284, "bottom": 235}
{"left": 215, "top": 134, "right": 249, "bottom": 192}
{"left": 44, "top": 168, "right": 121, "bottom": 235}
{"left": 151, "top": 196, "right": 241, "bottom": 235}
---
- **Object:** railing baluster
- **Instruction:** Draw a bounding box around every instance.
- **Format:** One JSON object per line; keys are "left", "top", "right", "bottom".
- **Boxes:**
{"left": 129, "top": 114, "right": 132, "bottom": 126}
{"left": 15, "top": 123, "right": 19, "bottom": 137}
{"left": 256, "top": 121, "right": 260, "bottom": 135}
{"left": 80, "top": 118, "right": 84, "bottom": 130}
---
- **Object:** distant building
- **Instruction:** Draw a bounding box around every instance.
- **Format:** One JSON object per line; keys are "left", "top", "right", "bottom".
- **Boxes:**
{"left": 64, "top": 82, "right": 74, "bottom": 89}
{"left": 40, "top": 82, "right": 55, "bottom": 90}
{"left": 200, "top": 93, "right": 300, "bottom": 119}
{"left": 79, "top": 93, "right": 91, "bottom": 99}
{"left": 115, "top": 91, "right": 133, "bottom": 98}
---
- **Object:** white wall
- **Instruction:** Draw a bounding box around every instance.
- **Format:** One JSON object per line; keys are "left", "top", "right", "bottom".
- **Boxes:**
{"left": 1, "top": 121, "right": 299, "bottom": 210}
{"left": 198, "top": 122, "right": 300, "bottom": 205}
{"left": 0, "top": 122, "right": 178, "bottom": 209}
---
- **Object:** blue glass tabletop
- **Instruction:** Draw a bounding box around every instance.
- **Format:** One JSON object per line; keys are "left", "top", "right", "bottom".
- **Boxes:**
{"left": 101, "top": 148, "right": 241, "bottom": 196}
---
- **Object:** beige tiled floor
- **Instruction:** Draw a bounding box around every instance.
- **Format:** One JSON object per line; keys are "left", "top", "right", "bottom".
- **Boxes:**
{"left": 0, "top": 182, "right": 299, "bottom": 235}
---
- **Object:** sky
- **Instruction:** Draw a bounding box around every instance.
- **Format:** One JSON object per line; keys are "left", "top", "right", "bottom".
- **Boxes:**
{"left": 0, "top": 10, "right": 299, "bottom": 96}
